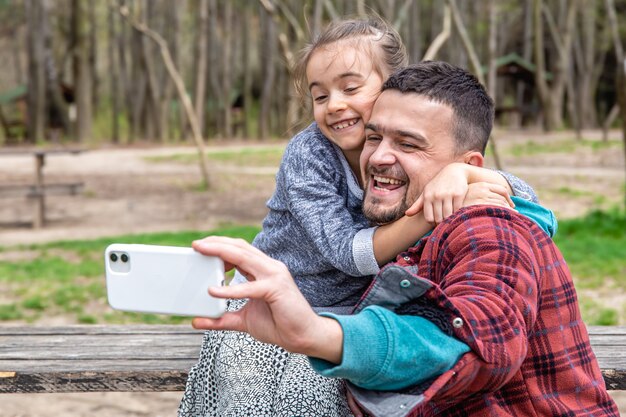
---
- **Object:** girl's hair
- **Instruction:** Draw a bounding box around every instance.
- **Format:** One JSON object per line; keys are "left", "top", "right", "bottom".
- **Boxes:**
{"left": 293, "top": 16, "right": 408, "bottom": 105}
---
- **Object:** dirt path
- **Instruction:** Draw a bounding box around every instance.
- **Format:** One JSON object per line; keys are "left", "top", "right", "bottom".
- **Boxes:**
{"left": 0, "top": 144, "right": 281, "bottom": 246}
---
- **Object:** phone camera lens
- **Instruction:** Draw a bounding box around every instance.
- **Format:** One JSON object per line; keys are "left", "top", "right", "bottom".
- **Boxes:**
{"left": 121, "top": 254, "right": 129, "bottom": 263}
{"left": 110, "top": 253, "right": 118, "bottom": 262}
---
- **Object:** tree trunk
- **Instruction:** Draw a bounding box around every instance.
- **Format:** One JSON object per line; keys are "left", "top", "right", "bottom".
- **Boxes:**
{"left": 602, "top": 104, "right": 619, "bottom": 142}
{"left": 26, "top": 0, "right": 46, "bottom": 144}
{"left": 533, "top": 0, "right": 579, "bottom": 131}
{"left": 160, "top": 0, "right": 178, "bottom": 142}
{"left": 312, "top": 0, "right": 323, "bottom": 38}
{"left": 604, "top": 0, "right": 626, "bottom": 207}
{"left": 108, "top": 5, "right": 120, "bottom": 143}
{"left": 258, "top": 6, "right": 276, "bottom": 139}
{"left": 517, "top": 0, "right": 533, "bottom": 127}
{"left": 408, "top": 1, "right": 421, "bottom": 64}
{"left": 193, "top": 0, "right": 208, "bottom": 138}
{"left": 139, "top": 0, "right": 162, "bottom": 141}
{"left": 486, "top": 0, "right": 503, "bottom": 170}
{"left": 88, "top": 1, "right": 99, "bottom": 113}
{"left": 222, "top": 0, "right": 233, "bottom": 139}
{"left": 207, "top": 0, "right": 223, "bottom": 137}
{"left": 41, "top": 0, "right": 70, "bottom": 140}
{"left": 129, "top": 20, "right": 146, "bottom": 141}
{"left": 242, "top": 1, "right": 253, "bottom": 139}
{"left": 566, "top": 62, "right": 582, "bottom": 140}
{"left": 11, "top": 27, "right": 24, "bottom": 86}
{"left": 117, "top": 0, "right": 132, "bottom": 142}
{"left": 72, "top": 0, "right": 92, "bottom": 142}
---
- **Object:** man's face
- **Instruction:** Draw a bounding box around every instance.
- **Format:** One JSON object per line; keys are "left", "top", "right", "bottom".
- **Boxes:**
{"left": 361, "top": 89, "right": 463, "bottom": 224}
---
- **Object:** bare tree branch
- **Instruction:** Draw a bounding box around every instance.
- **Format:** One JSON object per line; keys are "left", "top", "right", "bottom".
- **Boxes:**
{"left": 422, "top": 5, "right": 450, "bottom": 61}
{"left": 447, "top": 0, "right": 484, "bottom": 84}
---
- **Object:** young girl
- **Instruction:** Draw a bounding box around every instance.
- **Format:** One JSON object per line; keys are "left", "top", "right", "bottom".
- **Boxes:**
{"left": 179, "top": 17, "right": 551, "bottom": 417}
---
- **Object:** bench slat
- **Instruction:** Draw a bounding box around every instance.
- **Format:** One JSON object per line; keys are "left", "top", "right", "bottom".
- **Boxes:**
{"left": 0, "top": 183, "right": 84, "bottom": 198}
{"left": 1, "top": 371, "right": 188, "bottom": 393}
{"left": 0, "top": 325, "right": 624, "bottom": 393}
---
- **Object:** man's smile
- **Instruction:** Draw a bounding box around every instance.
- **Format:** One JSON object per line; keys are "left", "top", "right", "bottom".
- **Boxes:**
{"left": 371, "top": 175, "right": 406, "bottom": 193}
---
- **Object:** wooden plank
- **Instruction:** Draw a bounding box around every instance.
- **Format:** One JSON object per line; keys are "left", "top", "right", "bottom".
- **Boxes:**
{"left": 0, "top": 148, "right": 84, "bottom": 156}
{"left": 0, "top": 370, "right": 188, "bottom": 393}
{"left": 0, "top": 325, "right": 623, "bottom": 393}
{"left": 0, "top": 183, "right": 84, "bottom": 198}
{"left": 0, "top": 325, "right": 203, "bottom": 393}
{"left": 588, "top": 326, "right": 626, "bottom": 390}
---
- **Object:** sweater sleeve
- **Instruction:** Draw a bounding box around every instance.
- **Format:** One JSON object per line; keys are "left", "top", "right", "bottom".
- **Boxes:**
{"left": 281, "top": 135, "right": 379, "bottom": 276}
{"left": 512, "top": 196, "right": 558, "bottom": 237}
{"left": 309, "top": 306, "right": 469, "bottom": 390}
{"left": 496, "top": 170, "right": 539, "bottom": 203}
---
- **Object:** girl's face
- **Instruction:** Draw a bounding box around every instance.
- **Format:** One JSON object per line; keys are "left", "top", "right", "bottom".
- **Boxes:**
{"left": 306, "top": 41, "right": 384, "bottom": 156}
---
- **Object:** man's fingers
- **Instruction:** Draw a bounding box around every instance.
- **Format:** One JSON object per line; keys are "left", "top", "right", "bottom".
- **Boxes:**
{"left": 209, "top": 279, "right": 276, "bottom": 302}
{"left": 192, "top": 237, "right": 283, "bottom": 281}
{"left": 192, "top": 312, "right": 246, "bottom": 332}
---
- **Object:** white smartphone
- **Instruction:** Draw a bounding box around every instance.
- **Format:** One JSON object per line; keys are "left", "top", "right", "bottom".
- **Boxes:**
{"left": 104, "top": 243, "right": 227, "bottom": 318}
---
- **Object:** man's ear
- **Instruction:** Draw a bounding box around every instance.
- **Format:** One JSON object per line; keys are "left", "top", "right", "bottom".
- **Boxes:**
{"left": 463, "top": 151, "right": 484, "bottom": 168}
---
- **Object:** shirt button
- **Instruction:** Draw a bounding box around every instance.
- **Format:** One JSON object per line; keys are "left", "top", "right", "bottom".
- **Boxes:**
{"left": 403, "top": 256, "right": 411, "bottom": 262}
{"left": 452, "top": 317, "right": 464, "bottom": 328}
{"left": 400, "top": 279, "right": 411, "bottom": 288}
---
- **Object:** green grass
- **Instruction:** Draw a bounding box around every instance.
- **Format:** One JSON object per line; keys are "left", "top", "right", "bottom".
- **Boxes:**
{"left": 146, "top": 146, "right": 285, "bottom": 167}
{"left": 579, "top": 298, "right": 620, "bottom": 326}
{"left": 1, "top": 212, "right": 624, "bottom": 326}
{"left": 508, "top": 138, "right": 620, "bottom": 157}
{"left": 0, "top": 224, "right": 260, "bottom": 324}
{"left": 551, "top": 209, "right": 626, "bottom": 325}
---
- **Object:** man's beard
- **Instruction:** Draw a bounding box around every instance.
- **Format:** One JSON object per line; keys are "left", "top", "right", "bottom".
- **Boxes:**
{"left": 362, "top": 193, "right": 410, "bottom": 225}
{"left": 361, "top": 164, "right": 411, "bottom": 224}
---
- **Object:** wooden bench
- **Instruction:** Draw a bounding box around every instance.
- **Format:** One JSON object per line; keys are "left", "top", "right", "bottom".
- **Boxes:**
{"left": 0, "top": 325, "right": 624, "bottom": 393}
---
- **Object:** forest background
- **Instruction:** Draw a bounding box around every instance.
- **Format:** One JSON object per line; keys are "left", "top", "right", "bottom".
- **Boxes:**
{"left": 1, "top": 0, "right": 625, "bottom": 322}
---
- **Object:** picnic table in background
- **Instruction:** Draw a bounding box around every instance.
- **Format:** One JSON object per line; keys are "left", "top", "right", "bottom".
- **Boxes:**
{"left": 0, "top": 147, "right": 84, "bottom": 228}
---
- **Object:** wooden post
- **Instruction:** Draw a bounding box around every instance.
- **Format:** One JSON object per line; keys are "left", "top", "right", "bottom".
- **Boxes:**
{"left": 33, "top": 152, "right": 45, "bottom": 228}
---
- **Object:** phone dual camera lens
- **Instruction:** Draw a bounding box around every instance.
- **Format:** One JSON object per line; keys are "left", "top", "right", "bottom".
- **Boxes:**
{"left": 110, "top": 253, "right": 129, "bottom": 263}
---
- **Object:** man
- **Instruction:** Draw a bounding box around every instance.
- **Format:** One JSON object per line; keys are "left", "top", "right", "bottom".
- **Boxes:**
{"left": 191, "top": 62, "right": 619, "bottom": 416}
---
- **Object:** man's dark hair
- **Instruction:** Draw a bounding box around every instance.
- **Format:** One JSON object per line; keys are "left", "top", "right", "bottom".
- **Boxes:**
{"left": 381, "top": 61, "right": 494, "bottom": 155}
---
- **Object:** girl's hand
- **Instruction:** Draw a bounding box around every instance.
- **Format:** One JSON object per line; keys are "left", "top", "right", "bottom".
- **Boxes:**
{"left": 405, "top": 163, "right": 470, "bottom": 224}
{"left": 463, "top": 182, "right": 515, "bottom": 209}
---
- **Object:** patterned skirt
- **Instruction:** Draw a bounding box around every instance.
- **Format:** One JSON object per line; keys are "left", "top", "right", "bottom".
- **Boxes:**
{"left": 178, "top": 299, "right": 353, "bottom": 417}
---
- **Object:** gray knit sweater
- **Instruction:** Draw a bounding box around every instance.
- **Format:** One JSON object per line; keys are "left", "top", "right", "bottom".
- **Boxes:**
{"left": 234, "top": 123, "right": 538, "bottom": 310}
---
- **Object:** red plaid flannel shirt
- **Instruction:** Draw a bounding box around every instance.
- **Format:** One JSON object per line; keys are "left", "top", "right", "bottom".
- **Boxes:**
{"left": 359, "top": 205, "right": 618, "bottom": 416}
